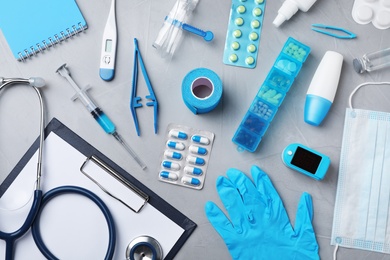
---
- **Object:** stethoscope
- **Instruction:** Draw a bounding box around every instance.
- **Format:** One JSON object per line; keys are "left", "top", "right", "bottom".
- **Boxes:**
{"left": 0, "top": 77, "right": 116, "bottom": 260}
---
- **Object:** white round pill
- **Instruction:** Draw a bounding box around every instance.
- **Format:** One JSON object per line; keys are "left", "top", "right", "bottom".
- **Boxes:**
{"left": 356, "top": 5, "right": 374, "bottom": 23}
{"left": 374, "top": 10, "right": 390, "bottom": 29}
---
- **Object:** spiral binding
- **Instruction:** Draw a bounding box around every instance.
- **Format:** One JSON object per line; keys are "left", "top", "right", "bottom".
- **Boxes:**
{"left": 17, "top": 22, "right": 86, "bottom": 62}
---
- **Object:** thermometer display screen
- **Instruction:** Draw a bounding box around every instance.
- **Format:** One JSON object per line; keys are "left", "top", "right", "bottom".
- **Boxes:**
{"left": 291, "top": 146, "right": 322, "bottom": 174}
{"left": 105, "top": 39, "right": 112, "bottom": 52}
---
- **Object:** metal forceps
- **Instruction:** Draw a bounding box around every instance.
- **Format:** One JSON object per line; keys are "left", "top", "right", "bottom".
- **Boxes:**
{"left": 130, "top": 38, "right": 158, "bottom": 136}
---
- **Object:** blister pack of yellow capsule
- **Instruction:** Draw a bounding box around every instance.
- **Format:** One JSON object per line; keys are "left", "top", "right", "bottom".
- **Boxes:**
{"left": 158, "top": 123, "right": 215, "bottom": 190}
{"left": 223, "top": 0, "right": 266, "bottom": 68}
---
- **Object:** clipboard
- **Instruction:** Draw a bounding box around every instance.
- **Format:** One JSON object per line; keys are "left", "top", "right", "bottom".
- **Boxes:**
{"left": 0, "top": 118, "right": 196, "bottom": 259}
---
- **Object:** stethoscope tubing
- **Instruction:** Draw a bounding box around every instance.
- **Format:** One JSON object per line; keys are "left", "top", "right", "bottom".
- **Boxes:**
{"left": 0, "top": 78, "right": 45, "bottom": 260}
{"left": 0, "top": 190, "right": 43, "bottom": 260}
{"left": 0, "top": 78, "right": 44, "bottom": 190}
{"left": 31, "top": 186, "right": 116, "bottom": 260}
{"left": 0, "top": 78, "right": 116, "bottom": 260}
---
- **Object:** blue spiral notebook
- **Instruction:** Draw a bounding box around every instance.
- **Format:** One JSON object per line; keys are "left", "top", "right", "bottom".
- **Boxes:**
{"left": 0, "top": 0, "right": 88, "bottom": 61}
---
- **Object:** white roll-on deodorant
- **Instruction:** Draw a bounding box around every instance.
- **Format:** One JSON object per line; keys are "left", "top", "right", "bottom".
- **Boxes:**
{"left": 304, "top": 51, "right": 344, "bottom": 126}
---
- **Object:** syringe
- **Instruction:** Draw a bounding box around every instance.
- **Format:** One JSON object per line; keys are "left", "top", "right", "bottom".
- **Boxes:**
{"left": 56, "top": 63, "right": 147, "bottom": 170}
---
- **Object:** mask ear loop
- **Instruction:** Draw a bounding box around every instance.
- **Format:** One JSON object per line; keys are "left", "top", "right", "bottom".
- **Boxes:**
{"left": 349, "top": 81, "right": 390, "bottom": 110}
{"left": 333, "top": 244, "right": 339, "bottom": 260}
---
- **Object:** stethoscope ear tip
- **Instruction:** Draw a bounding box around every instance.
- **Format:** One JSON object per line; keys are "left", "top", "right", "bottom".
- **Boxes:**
{"left": 29, "top": 77, "right": 46, "bottom": 88}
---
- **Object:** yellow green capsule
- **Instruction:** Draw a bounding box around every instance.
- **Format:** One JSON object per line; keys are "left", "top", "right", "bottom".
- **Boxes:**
{"left": 249, "top": 32, "right": 259, "bottom": 41}
{"left": 237, "top": 5, "right": 246, "bottom": 14}
{"left": 255, "top": 0, "right": 264, "bottom": 4}
{"left": 246, "top": 56, "right": 255, "bottom": 65}
{"left": 251, "top": 20, "right": 261, "bottom": 29}
{"left": 233, "top": 29, "right": 242, "bottom": 38}
{"left": 231, "top": 41, "right": 240, "bottom": 50}
{"left": 235, "top": 17, "right": 244, "bottom": 26}
{"left": 229, "top": 54, "right": 238, "bottom": 62}
{"left": 253, "top": 7, "right": 262, "bottom": 16}
{"left": 247, "top": 44, "right": 256, "bottom": 53}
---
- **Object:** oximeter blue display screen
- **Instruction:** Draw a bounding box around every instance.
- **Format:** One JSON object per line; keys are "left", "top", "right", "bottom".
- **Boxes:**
{"left": 291, "top": 146, "right": 322, "bottom": 174}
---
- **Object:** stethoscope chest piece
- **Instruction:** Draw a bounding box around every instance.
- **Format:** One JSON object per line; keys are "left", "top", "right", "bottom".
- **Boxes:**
{"left": 126, "top": 235, "right": 163, "bottom": 260}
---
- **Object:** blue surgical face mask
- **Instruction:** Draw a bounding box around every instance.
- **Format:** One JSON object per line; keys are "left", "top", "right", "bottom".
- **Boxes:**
{"left": 332, "top": 82, "right": 390, "bottom": 258}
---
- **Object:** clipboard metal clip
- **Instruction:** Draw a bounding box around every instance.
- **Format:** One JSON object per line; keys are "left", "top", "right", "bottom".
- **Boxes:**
{"left": 80, "top": 155, "right": 149, "bottom": 213}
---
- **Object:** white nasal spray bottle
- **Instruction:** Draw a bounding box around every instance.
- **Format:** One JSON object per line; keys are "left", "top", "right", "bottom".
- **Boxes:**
{"left": 304, "top": 51, "right": 343, "bottom": 126}
{"left": 273, "top": 0, "right": 318, "bottom": 27}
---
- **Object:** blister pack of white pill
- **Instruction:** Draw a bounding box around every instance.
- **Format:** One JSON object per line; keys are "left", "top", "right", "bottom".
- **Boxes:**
{"left": 158, "top": 123, "right": 215, "bottom": 190}
{"left": 352, "top": 0, "right": 390, "bottom": 29}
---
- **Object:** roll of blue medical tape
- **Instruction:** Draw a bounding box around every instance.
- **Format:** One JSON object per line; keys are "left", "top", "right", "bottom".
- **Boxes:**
{"left": 182, "top": 68, "right": 223, "bottom": 114}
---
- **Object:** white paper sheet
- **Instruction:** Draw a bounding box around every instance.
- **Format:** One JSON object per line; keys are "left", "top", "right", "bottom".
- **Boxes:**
{"left": 0, "top": 133, "right": 185, "bottom": 259}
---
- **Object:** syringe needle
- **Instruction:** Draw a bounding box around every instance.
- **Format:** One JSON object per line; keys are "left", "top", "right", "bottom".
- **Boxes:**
{"left": 56, "top": 63, "right": 147, "bottom": 170}
{"left": 112, "top": 132, "right": 147, "bottom": 170}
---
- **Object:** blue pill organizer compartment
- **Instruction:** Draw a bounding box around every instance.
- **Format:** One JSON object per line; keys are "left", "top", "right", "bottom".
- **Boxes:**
{"left": 223, "top": 0, "right": 266, "bottom": 68}
{"left": 158, "top": 123, "right": 215, "bottom": 190}
{"left": 233, "top": 37, "right": 310, "bottom": 152}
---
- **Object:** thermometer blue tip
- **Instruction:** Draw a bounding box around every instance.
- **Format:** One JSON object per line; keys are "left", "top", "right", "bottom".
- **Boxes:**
{"left": 99, "top": 68, "right": 115, "bottom": 81}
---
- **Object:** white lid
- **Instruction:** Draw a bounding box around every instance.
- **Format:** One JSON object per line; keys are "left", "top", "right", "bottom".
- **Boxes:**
{"left": 273, "top": 14, "right": 287, "bottom": 27}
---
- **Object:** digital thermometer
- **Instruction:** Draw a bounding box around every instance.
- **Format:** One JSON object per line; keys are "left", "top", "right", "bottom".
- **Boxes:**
{"left": 282, "top": 143, "right": 330, "bottom": 181}
{"left": 99, "top": 0, "right": 117, "bottom": 81}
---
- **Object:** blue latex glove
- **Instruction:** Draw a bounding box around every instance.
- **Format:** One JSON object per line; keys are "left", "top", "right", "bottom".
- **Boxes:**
{"left": 204, "top": 165, "right": 319, "bottom": 260}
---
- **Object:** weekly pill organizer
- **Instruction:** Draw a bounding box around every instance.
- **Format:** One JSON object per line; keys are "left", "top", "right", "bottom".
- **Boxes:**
{"left": 158, "top": 123, "right": 215, "bottom": 190}
{"left": 232, "top": 37, "right": 310, "bottom": 152}
{"left": 223, "top": 0, "right": 266, "bottom": 68}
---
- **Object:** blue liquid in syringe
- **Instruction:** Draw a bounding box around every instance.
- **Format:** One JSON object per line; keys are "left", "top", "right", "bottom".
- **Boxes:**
{"left": 90, "top": 107, "right": 147, "bottom": 169}
{"left": 91, "top": 108, "right": 116, "bottom": 134}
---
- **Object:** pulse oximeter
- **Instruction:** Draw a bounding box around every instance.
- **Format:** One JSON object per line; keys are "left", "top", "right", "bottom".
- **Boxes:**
{"left": 282, "top": 143, "right": 330, "bottom": 180}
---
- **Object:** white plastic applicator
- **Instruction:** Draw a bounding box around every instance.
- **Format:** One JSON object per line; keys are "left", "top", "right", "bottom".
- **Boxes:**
{"left": 273, "top": 0, "right": 318, "bottom": 27}
{"left": 304, "top": 51, "right": 343, "bottom": 126}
